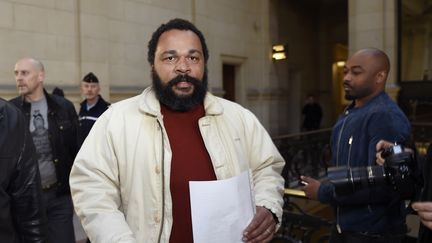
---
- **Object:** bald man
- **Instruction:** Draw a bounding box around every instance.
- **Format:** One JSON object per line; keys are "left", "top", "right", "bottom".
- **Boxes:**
{"left": 10, "top": 58, "right": 78, "bottom": 243}
{"left": 301, "top": 48, "right": 411, "bottom": 243}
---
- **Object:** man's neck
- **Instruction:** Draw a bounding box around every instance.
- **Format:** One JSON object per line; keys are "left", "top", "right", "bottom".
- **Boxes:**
{"left": 86, "top": 95, "right": 99, "bottom": 106}
{"left": 24, "top": 89, "right": 44, "bottom": 102}
{"left": 354, "top": 90, "right": 382, "bottom": 108}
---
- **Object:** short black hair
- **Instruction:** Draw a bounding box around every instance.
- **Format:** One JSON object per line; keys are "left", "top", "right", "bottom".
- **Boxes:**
{"left": 82, "top": 72, "right": 99, "bottom": 83}
{"left": 147, "top": 18, "right": 209, "bottom": 65}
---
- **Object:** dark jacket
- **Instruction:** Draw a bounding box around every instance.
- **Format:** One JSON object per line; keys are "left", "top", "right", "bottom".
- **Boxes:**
{"left": 78, "top": 95, "right": 109, "bottom": 147}
{"left": 418, "top": 145, "right": 432, "bottom": 243}
{"left": 10, "top": 89, "right": 79, "bottom": 196}
{"left": 318, "top": 91, "right": 411, "bottom": 233}
{"left": 0, "top": 98, "right": 48, "bottom": 242}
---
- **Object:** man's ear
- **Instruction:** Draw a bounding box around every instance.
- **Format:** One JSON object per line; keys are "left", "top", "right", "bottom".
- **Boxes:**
{"left": 38, "top": 71, "right": 45, "bottom": 83}
{"left": 376, "top": 71, "right": 387, "bottom": 84}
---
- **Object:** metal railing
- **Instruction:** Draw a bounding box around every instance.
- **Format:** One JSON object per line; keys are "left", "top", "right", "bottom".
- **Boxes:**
{"left": 273, "top": 128, "right": 332, "bottom": 188}
{"left": 412, "top": 122, "right": 432, "bottom": 154}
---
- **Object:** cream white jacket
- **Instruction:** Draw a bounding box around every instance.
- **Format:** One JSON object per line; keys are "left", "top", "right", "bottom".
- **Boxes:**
{"left": 70, "top": 87, "right": 285, "bottom": 243}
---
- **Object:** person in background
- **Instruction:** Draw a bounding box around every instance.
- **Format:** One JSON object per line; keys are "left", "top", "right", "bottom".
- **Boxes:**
{"left": 52, "top": 87, "right": 64, "bottom": 97}
{"left": 301, "top": 48, "right": 411, "bottom": 243}
{"left": 78, "top": 72, "right": 110, "bottom": 147}
{"left": 70, "top": 18, "right": 285, "bottom": 243}
{"left": 301, "top": 94, "right": 323, "bottom": 131}
{"left": 10, "top": 57, "right": 78, "bottom": 243}
{"left": 0, "top": 98, "right": 48, "bottom": 243}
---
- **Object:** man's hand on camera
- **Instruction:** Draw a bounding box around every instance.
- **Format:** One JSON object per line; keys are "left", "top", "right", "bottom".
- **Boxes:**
{"left": 376, "top": 139, "right": 413, "bottom": 166}
{"left": 375, "top": 140, "right": 394, "bottom": 165}
{"left": 300, "top": 176, "right": 320, "bottom": 200}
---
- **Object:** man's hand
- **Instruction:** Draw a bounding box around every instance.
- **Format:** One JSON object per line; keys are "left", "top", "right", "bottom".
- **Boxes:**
{"left": 376, "top": 140, "right": 413, "bottom": 166}
{"left": 413, "top": 202, "right": 432, "bottom": 230}
{"left": 375, "top": 140, "right": 394, "bottom": 165}
{"left": 300, "top": 176, "right": 320, "bottom": 200}
{"left": 242, "top": 206, "right": 276, "bottom": 243}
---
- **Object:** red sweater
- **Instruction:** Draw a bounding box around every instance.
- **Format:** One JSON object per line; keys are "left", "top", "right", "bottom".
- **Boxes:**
{"left": 161, "top": 104, "right": 216, "bottom": 243}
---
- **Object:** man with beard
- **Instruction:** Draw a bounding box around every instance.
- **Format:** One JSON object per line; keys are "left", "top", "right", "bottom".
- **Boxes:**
{"left": 301, "top": 48, "right": 411, "bottom": 243}
{"left": 70, "top": 18, "right": 285, "bottom": 243}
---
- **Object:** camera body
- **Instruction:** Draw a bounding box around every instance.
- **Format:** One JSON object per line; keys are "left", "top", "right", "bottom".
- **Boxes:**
{"left": 327, "top": 145, "right": 417, "bottom": 199}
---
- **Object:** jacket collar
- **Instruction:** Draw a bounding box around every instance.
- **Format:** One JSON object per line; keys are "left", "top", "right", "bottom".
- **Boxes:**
{"left": 80, "top": 95, "right": 107, "bottom": 109}
{"left": 138, "top": 86, "right": 224, "bottom": 117}
{"left": 19, "top": 89, "right": 59, "bottom": 111}
{"left": 0, "top": 99, "right": 5, "bottom": 121}
{"left": 346, "top": 91, "right": 387, "bottom": 112}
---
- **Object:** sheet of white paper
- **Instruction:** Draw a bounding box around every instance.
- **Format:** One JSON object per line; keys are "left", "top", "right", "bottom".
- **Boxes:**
{"left": 189, "top": 170, "right": 255, "bottom": 243}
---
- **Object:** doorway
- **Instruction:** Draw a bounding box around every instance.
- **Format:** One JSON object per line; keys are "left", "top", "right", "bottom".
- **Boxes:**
{"left": 223, "top": 64, "right": 236, "bottom": 101}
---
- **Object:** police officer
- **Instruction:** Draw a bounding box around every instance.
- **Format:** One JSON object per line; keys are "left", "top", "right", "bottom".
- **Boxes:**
{"left": 78, "top": 72, "right": 110, "bottom": 147}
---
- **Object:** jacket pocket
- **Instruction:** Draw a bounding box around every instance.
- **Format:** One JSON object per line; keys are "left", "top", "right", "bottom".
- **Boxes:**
{"left": 57, "top": 120, "right": 73, "bottom": 131}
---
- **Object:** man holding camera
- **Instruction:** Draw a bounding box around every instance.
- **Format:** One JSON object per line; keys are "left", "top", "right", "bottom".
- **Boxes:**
{"left": 376, "top": 140, "right": 432, "bottom": 243}
{"left": 301, "top": 48, "right": 411, "bottom": 243}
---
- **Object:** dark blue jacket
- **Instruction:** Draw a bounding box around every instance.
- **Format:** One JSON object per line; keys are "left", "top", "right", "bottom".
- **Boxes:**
{"left": 10, "top": 89, "right": 79, "bottom": 196}
{"left": 78, "top": 95, "right": 109, "bottom": 148}
{"left": 318, "top": 91, "right": 411, "bottom": 234}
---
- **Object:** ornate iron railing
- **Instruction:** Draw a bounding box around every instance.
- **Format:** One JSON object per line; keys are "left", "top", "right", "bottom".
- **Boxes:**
{"left": 412, "top": 122, "right": 432, "bottom": 154}
{"left": 272, "top": 128, "right": 332, "bottom": 188}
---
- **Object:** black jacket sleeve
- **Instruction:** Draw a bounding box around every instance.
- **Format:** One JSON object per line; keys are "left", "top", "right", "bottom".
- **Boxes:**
{"left": 7, "top": 102, "right": 48, "bottom": 242}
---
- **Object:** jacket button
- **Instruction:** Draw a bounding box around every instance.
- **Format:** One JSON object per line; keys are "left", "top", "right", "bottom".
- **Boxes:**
{"left": 54, "top": 159, "right": 59, "bottom": 163}
{"left": 59, "top": 125, "right": 64, "bottom": 130}
{"left": 155, "top": 166, "right": 160, "bottom": 174}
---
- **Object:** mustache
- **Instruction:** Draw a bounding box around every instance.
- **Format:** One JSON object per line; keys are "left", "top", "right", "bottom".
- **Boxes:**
{"left": 152, "top": 69, "right": 208, "bottom": 111}
{"left": 167, "top": 74, "right": 201, "bottom": 87}
{"left": 343, "top": 80, "right": 351, "bottom": 88}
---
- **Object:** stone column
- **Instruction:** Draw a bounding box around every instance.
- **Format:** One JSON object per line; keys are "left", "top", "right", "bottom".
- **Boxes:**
{"left": 348, "top": 0, "right": 399, "bottom": 99}
{"left": 78, "top": 0, "right": 111, "bottom": 101}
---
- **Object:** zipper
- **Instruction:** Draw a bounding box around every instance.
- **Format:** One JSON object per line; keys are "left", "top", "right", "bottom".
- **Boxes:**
{"left": 156, "top": 120, "right": 165, "bottom": 243}
{"left": 336, "top": 136, "right": 353, "bottom": 233}
{"left": 335, "top": 110, "right": 351, "bottom": 233}
{"left": 347, "top": 136, "right": 353, "bottom": 167}
{"left": 336, "top": 210, "right": 342, "bottom": 233}
{"left": 336, "top": 110, "right": 349, "bottom": 167}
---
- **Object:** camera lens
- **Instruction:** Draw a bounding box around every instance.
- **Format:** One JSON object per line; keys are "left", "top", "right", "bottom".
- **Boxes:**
{"left": 326, "top": 148, "right": 417, "bottom": 200}
{"left": 328, "top": 166, "right": 387, "bottom": 196}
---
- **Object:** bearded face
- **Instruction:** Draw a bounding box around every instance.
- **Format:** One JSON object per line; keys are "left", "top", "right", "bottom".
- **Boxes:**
{"left": 343, "top": 79, "right": 374, "bottom": 101}
{"left": 152, "top": 68, "right": 208, "bottom": 112}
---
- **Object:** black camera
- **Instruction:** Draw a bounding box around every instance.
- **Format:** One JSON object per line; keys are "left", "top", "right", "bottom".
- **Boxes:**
{"left": 327, "top": 144, "right": 418, "bottom": 199}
